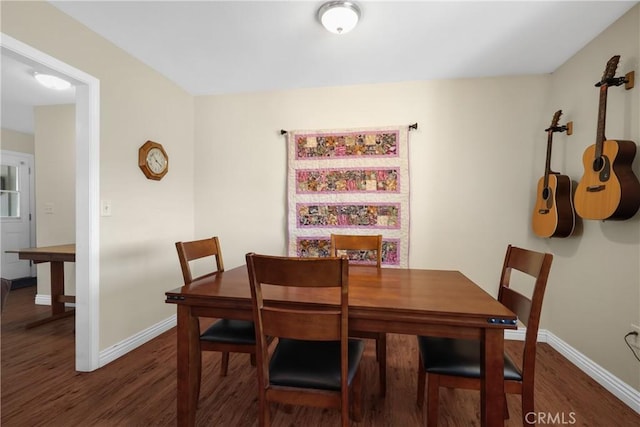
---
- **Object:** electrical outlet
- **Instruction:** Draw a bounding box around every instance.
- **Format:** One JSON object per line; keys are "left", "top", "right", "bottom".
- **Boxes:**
{"left": 629, "top": 324, "right": 640, "bottom": 349}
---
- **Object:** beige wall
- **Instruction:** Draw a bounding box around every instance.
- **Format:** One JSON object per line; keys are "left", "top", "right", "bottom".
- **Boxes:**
{"left": 193, "top": 7, "right": 639, "bottom": 390}
{"left": 193, "top": 76, "right": 548, "bottom": 273}
{"left": 3, "top": 0, "right": 639, "bottom": 393}
{"left": 1, "top": 128, "right": 35, "bottom": 154}
{"left": 2, "top": 1, "right": 196, "bottom": 349}
{"left": 34, "top": 105, "right": 76, "bottom": 295}
{"left": 541, "top": 5, "right": 640, "bottom": 392}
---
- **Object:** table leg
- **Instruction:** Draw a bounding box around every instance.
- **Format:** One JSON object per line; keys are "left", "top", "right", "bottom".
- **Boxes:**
{"left": 25, "top": 261, "right": 75, "bottom": 329}
{"left": 50, "top": 261, "right": 66, "bottom": 315}
{"left": 481, "top": 328, "right": 505, "bottom": 427}
{"left": 177, "top": 305, "right": 200, "bottom": 427}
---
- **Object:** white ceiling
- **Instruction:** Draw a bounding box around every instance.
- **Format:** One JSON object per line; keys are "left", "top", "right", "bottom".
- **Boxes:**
{"left": 2, "top": 1, "right": 638, "bottom": 134}
{"left": 1, "top": 49, "right": 76, "bottom": 134}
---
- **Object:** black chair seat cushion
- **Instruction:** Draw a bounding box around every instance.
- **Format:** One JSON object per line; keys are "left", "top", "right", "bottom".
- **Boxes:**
{"left": 418, "top": 336, "right": 522, "bottom": 381}
{"left": 269, "top": 338, "right": 365, "bottom": 391}
{"left": 200, "top": 319, "right": 256, "bottom": 345}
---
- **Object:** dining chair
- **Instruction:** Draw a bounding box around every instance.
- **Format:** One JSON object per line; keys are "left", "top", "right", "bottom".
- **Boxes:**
{"left": 416, "top": 244, "right": 553, "bottom": 426}
{"left": 330, "top": 233, "right": 387, "bottom": 396}
{"left": 246, "top": 253, "right": 364, "bottom": 427}
{"left": 175, "top": 236, "right": 258, "bottom": 402}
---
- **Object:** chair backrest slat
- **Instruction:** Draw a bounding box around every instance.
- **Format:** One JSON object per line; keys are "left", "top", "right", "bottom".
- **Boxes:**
{"left": 249, "top": 255, "right": 345, "bottom": 288}
{"left": 499, "top": 287, "right": 532, "bottom": 326}
{"left": 262, "top": 308, "right": 341, "bottom": 340}
{"left": 175, "top": 236, "right": 224, "bottom": 284}
{"left": 330, "top": 234, "right": 382, "bottom": 268}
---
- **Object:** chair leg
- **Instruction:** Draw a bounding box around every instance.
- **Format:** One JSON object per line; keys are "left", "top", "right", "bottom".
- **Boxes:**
{"left": 259, "top": 398, "right": 271, "bottom": 427}
{"left": 220, "top": 351, "right": 230, "bottom": 377}
{"left": 350, "top": 365, "right": 363, "bottom": 422}
{"left": 196, "top": 348, "right": 202, "bottom": 406}
{"left": 195, "top": 322, "right": 203, "bottom": 405}
{"left": 417, "top": 352, "right": 426, "bottom": 408}
{"left": 378, "top": 333, "right": 387, "bottom": 397}
{"left": 522, "top": 386, "right": 535, "bottom": 426}
{"left": 503, "top": 394, "right": 509, "bottom": 419}
{"left": 426, "top": 373, "right": 440, "bottom": 427}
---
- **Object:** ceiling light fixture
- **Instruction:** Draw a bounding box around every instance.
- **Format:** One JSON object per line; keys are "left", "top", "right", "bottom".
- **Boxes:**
{"left": 34, "top": 72, "right": 72, "bottom": 90}
{"left": 318, "top": 1, "right": 361, "bottom": 35}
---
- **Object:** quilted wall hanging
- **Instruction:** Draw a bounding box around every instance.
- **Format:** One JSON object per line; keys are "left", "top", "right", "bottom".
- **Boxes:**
{"left": 286, "top": 125, "right": 411, "bottom": 268}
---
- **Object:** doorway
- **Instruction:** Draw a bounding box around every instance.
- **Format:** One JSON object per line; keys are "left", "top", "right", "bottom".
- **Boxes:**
{"left": 0, "top": 34, "right": 100, "bottom": 372}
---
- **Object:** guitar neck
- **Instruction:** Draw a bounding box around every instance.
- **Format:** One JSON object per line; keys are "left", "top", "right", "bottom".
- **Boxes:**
{"left": 595, "top": 85, "right": 608, "bottom": 157}
{"left": 543, "top": 131, "right": 553, "bottom": 187}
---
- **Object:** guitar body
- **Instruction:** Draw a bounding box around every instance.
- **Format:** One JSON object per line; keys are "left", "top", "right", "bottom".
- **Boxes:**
{"left": 532, "top": 173, "right": 575, "bottom": 238}
{"left": 575, "top": 139, "right": 640, "bottom": 220}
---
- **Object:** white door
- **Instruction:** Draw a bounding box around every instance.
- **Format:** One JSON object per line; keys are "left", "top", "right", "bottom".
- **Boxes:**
{"left": 1, "top": 150, "right": 35, "bottom": 280}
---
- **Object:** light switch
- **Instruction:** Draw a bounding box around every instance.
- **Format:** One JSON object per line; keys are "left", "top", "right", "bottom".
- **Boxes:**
{"left": 44, "top": 202, "right": 54, "bottom": 214}
{"left": 101, "top": 200, "right": 112, "bottom": 217}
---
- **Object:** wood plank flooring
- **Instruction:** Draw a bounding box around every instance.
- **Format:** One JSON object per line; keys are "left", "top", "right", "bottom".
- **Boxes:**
{"left": 2, "top": 286, "right": 639, "bottom": 426}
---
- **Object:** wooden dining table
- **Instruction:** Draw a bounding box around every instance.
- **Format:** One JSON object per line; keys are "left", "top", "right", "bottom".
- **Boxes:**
{"left": 5, "top": 244, "right": 76, "bottom": 329}
{"left": 165, "top": 264, "right": 517, "bottom": 427}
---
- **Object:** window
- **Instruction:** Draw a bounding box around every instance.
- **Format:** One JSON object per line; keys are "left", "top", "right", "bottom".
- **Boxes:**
{"left": 0, "top": 165, "right": 20, "bottom": 218}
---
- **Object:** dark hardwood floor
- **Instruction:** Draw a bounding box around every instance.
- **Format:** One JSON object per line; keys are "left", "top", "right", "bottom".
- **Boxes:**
{"left": 2, "top": 286, "right": 638, "bottom": 426}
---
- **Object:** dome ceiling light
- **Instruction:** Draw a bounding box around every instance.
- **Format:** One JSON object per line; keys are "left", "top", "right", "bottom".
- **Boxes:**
{"left": 318, "top": 1, "right": 361, "bottom": 35}
{"left": 34, "top": 72, "right": 72, "bottom": 90}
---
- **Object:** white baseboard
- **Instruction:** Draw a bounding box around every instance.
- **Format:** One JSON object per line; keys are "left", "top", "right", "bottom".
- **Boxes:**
{"left": 506, "top": 328, "right": 640, "bottom": 414}
{"left": 98, "top": 314, "right": 177, "bottom": 367}
{"left": 35, "top": 293, "right": 76, "bottom": 307}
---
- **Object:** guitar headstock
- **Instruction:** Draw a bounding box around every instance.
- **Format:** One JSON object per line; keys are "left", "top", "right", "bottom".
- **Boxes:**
{"left": 550, "top": 110, "right": 562, "bottom": 128}
{"left": 596, "top": 55, "right": 620, "bottom": 87}
{"left": 545, "top": 110, "right": 563, "bottom": 132}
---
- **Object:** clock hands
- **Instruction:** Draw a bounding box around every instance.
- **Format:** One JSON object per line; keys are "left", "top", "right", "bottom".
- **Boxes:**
{"left": 139, "top": 141, "right": 168, "bottom": 180}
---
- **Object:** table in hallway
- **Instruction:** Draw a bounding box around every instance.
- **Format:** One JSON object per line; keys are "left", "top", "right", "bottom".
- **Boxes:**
{"left": 6, "top": 244, "right": 75, "bottom": 329}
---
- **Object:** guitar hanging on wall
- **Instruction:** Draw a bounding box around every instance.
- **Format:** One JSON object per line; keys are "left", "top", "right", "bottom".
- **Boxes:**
{"left": 574, "top": 55, "right": 640, "bottom": 220}
{"left": 532, "top": 110, "right": 575, "bottom": 238}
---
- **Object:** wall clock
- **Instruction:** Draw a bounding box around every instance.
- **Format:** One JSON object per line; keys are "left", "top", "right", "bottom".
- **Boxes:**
{"left": 138, "top": 140, "right": 168, "bottom": 180}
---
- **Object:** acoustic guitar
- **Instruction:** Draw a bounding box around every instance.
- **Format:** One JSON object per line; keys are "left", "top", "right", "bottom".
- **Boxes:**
{"left": 532, "top": 110, "right": 575, "bottom": 238}
{"left": 574, "top": 55, "right": 640, "bottom": 220}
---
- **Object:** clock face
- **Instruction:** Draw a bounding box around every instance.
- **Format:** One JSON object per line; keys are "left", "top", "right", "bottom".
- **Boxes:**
{"left": 139, "top": 140, "right": 168, "bottom": 180}
{"left": 146, "top": 147, "right": 167, "bottom": 174}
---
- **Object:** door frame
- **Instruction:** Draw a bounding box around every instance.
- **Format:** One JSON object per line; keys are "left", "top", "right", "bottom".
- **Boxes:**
{"left": 1, "top": 33, "right": 101, "bottom": 372}
{"left": 0, "top": 150, "right": 36, "bottom": 277}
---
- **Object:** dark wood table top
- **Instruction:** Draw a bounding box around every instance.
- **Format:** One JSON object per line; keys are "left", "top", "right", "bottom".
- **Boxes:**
{"left": 6, "top": 244, "right": 75, "bottom": 263}
{"left": 166, "top": 264, "right": 517, "bottom": 331}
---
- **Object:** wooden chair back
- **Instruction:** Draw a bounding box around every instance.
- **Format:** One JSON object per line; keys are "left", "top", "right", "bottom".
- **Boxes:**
{"left": 498, "top": 244, "right": 553, "bottom": 385}
{"left": 175, "top": 236, "right": 224, "bottom": 284}
{"left": 246, "top": 253, "right": 353, "bottom": 425}
{"left": 330, "top": 234, "right": 382, "bottom": 268}
{"left": 175, "top": 236, "right": 258, "bottom": 395}
{"left": 416, "top": 244, "right": 553, "bottom": 425}
{"left": 330, "top": 233, "right": 387, "bottom": 396}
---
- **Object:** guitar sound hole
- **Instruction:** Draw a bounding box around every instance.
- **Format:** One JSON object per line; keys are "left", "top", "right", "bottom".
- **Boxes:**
{"left": 542, "top": 188, "right": 550, "bottom": 200}
{"left": 592, "top": 156, "right": 605, "bottom": 172}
